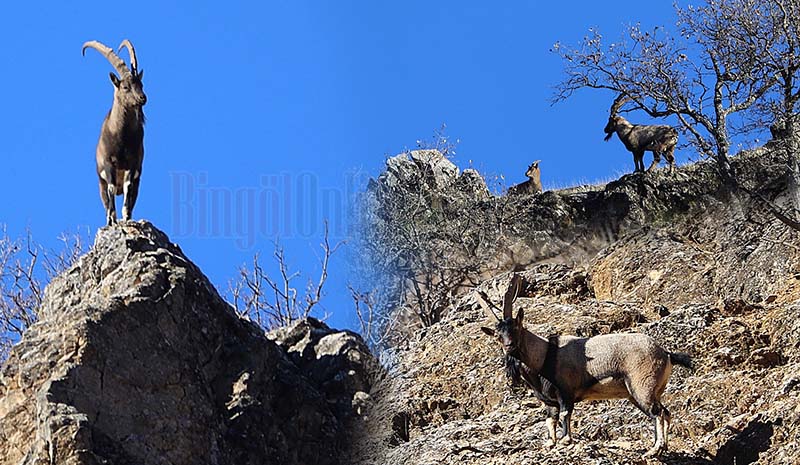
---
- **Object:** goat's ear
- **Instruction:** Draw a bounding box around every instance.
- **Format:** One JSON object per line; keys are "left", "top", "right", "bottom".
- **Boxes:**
{"left": 109, "top": 73, "right": 120, "bottom": 88}
{"left": 480, "top": 326, "right": 496, "bottom": 337}
{"left": 137, "top": 69, "right": 144, "bottom": 80}
{"left": 515, "top": 308, "right": 524, "bottom": 325}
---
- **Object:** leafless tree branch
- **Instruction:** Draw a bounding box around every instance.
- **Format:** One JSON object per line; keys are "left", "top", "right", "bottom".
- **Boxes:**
{"left": 0, "top": 227, "right": 87, "bottom": 361}
{"left": 228, "top": 220, "right": 345, "bottom": 330}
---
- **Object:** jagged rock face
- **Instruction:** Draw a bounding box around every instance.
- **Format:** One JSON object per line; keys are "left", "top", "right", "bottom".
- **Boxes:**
{"left": 268, "top": 318, "right": 381, "bottom": 421}
{"left": 377, "top": 150, "right": 462, "bottom": 193}
{"left": 0, "top": 221, "right": 369, "bottom": 465}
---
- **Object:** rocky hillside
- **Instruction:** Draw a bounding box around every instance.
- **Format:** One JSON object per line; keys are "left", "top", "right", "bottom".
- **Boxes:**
{"left": 0, "top": 221, "right": 378, "bottom": 465}
{"left": 352, "top": 146, "right": 800, "bottom": 464}
{"left": 2, "top": 146, "right": 799, "bottom": 465}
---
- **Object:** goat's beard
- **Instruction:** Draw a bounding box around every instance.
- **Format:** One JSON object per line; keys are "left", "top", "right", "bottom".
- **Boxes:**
{"left": 505, "top": 353, "right": 524, "bottom": 387}
{"left": 604, "top": 131, "right": 614, "bottom": 142}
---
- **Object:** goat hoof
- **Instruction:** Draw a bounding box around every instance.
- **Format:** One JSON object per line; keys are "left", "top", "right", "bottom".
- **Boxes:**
{"left": 543, "top": 439, "right": 556, "bottom": 449}
{"left": 558, "top": 436, "right": 573, "bottom": 445}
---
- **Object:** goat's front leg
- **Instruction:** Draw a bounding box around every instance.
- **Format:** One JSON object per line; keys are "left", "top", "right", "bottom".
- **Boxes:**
{"left": 543, "top": 405, "right": 559, "bottom": 448}
{"left": 99, "top": 168, "right": 117, "bottom": 226}
{"left": 665, "top": 148, "right": 676, "bottom": 173}
{"left": 633, "top": 151, "right": 645, "bottom": 172}
{"left": 122, "top": 169, "right": 141, "bottom": 221}
{"left": 647, "top": 151, "right": 662, "bottom": 172}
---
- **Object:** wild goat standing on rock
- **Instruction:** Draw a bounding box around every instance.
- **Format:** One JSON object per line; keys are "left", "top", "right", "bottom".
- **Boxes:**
{"left": 507, "top": 161, "right": 543, "bottom": 195}
{"left": 479, "top": 275, "right": 692, "bottom": 458}
{"left": 83, "top": 39, "right": 146, "bottom": 226}
{"left": 604, "top": 94, "right": 678, "bottom": 173}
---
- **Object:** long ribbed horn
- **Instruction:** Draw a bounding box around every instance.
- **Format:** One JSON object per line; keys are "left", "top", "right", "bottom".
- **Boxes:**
{"left": 476, "top": 290, "right": 502, "bottom": 322}
{"left": 117, "top": 39, "right": 138, "bottom": 72}
{"left": 610, "top": 93, "right": 632, "bottom": 116}
{"left": 502, "top": 274, "right": 522, "bottom": 319}
{"left": 82, "top": 40, "right": 130, "bottom": 78}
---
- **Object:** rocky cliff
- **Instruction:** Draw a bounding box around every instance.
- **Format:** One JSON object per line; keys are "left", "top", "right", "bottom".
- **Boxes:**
{"left": 353, "top": 147, "right": 800, "bottom": 465}
{"left": 0, "top": 221, "right": 377, "bottom": 465}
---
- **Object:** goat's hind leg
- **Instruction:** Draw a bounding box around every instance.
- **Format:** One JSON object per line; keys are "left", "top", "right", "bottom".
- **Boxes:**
{"left": 626, "top": 379, "right": 667, "bottom": 457}
{"left": 558, "top": 398, "right": 575, "bottom": 445}
{"left": 661, "top": 406, "right": 671, "bottom": 452}
{"left": 641, "top": 402, "right": 668, "bottom": 457}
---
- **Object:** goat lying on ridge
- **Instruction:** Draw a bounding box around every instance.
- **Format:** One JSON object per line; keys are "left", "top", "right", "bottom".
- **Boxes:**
{"left": 507, "top": 161, "right": 543, "bottom": 195}
{"left": 83, "top": 39, "right": 147, "bottom": 226}
{"left": 479, "top": 275, "right": 692, "bottom": 458}
{"left": 604, "top": 94, "right": 678, "bottom": 173}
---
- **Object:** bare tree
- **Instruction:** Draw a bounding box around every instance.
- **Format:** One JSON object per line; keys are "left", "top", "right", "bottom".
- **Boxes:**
{"left": 228, "top": 221, "right": 344, "bottom": 330}
{"left": 0, "top": 228, "right": 87, "bottom": 361}
{"left": 348, "top": 285, "right": 400, "bottom": 350}
{"left": 729, "top": 0, "right": 800, "bottom": 219}
{"left": 361, "top": 171, "right": 492, "bottom": 328}
{"left": 552, "top": 0, "right": 778, "bottom": 184}
{"left": 416, "top": 123, "right": 460, "bottom": 158}
{"left": 354, "top": 142, "right": 524, "bottom": 341}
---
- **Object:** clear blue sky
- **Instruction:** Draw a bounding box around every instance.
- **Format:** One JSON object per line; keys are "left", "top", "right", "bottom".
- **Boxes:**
{"left": 0, "top": 1, "right": 682, "bottom": 331}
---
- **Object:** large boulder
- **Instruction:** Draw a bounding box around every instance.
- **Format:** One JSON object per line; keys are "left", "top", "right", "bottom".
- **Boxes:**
{"left": 375, "top": 150, "right": 461, "bottom": 193}
{"left": 0, "top": 221, "right": 369, "bottom": 465}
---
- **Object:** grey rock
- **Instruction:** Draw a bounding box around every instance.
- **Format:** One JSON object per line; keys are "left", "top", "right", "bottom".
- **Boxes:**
{"left": 376, "top": 150, "right": 459, "bottom": 193}
{"left": 268, "top": 317, "right": 381, "bottom": 421}
{"left": 0, "top": 221, "right": 372, "bottom": 465}
{"left": 456, "top": 169, "right": 490, "bottom": 200}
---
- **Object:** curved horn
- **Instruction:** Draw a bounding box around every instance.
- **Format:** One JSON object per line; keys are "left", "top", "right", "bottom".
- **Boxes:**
{"left": 117, "top": 39, "right": 138, "bottom": 72}
{"left": 476, "top": 290, "right": 502, "bottom": 322}
{"left": 82, "top": 40, "right": 130, "bottom": 77}
{"left": 502, "top": 274, "right": 522, "bottom": 319}
{"left": 610, "top": 93, "right": 632, "bottom": 116}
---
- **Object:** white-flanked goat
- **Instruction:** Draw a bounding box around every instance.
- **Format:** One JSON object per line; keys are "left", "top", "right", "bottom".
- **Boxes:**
{"left": 604, "top": 94, "right": 678, "bottom": 173}
{"left": 479, "top": 275, "right": 692, "bottom": 458}
{"left": 507, "top": 161, "right": 543, "bottom": 196}
{"left": 83, "top": 39, "right": 147, "bottom": 226}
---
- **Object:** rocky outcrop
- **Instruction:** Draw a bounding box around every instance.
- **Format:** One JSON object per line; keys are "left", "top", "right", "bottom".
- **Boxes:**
{"left": 0, "top": 221, "right": 376, "bottom": 465}
{"left": 354, "top": 145, "right": 800, "bottom": 465}
{"left": 376, "top": 150, "right": 489, "bottom": 200}
{"left": 268, "top": 318, "right": 381, "bottom": 421}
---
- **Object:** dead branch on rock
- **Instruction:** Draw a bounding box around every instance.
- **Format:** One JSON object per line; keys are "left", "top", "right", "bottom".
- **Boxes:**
{"left": 229, "top": 221, "right": 344, "bottom": 330}
{"left": 0, "top": 228, "right": 86, "bottom": 361}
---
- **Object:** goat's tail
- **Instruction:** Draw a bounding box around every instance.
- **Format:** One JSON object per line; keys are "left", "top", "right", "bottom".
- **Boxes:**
{"left": 669, "top": 352, "right": 694, "bottom": 370}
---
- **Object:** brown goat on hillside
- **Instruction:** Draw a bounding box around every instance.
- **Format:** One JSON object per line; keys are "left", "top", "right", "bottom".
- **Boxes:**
{"left": 507, "top": 161, "right": 543, "bottom": 195}
{"left": 479, "top": 275, "right": 692, "bottom": 458}
{"left": 83, "top": 39, "right": 147, "bottom": 226}
{"left": 604, "top": 95, "right": 678, "bottom": 173}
